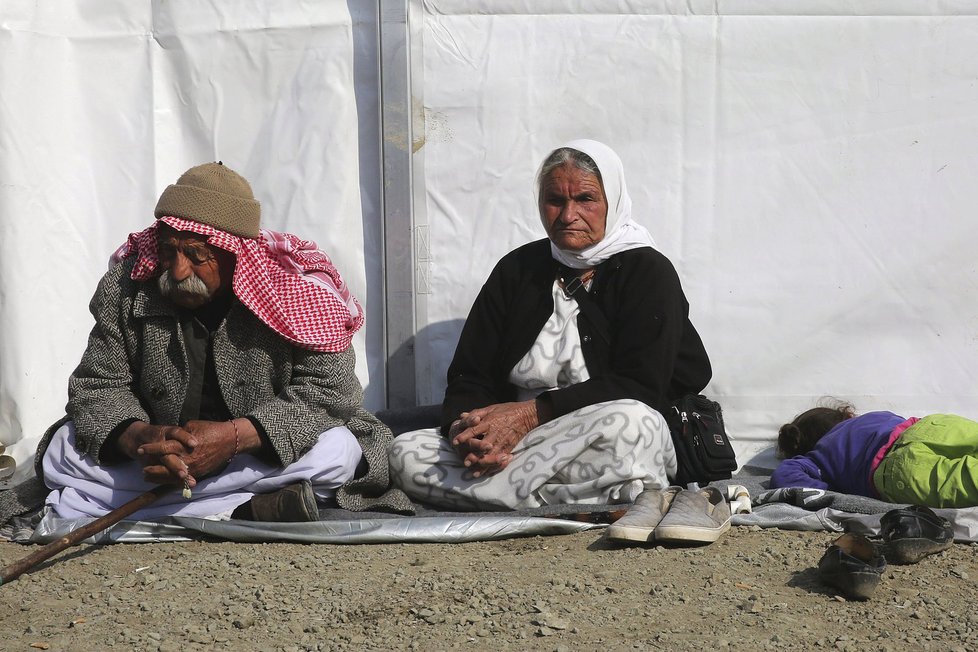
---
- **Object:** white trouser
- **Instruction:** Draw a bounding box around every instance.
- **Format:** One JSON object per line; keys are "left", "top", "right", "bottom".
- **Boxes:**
{"left": 389, "top": 399, "right": 676, "bottom": 510}
{"left": 42, "top": 421, "right": 363, "bottom": 520}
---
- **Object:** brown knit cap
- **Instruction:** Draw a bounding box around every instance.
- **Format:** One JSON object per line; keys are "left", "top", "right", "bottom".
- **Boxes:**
{"left": 154, "top": 162, "right": 261, "bottom": 238}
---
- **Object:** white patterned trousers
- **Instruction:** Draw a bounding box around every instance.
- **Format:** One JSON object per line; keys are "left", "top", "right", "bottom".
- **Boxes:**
{"left": 389, "top": 399, "right": 676, "bottom": 510}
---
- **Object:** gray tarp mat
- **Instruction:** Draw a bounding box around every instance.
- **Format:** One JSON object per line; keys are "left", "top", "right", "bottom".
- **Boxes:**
{"left": 7, "top": 474, "right": 978, "bottom": 545}
{"left": 23, "top": 512, "right": 602, "bottom": 545}
{"left": 5, "top": 508, "right": 605, "bottom": 545}
{"left": 719, "top": 476, "right": 978, "bottom": 542}
{"left": 734, "top": 505, "right": 978, "bottom": 542}
{"left": 735, "top": 484, "right": 978, "bottom": 542}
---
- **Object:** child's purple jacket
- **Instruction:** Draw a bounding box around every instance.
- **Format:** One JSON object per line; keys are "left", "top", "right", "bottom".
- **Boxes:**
{"left": 769, "top": 411, "right": 906, "bottom": 497}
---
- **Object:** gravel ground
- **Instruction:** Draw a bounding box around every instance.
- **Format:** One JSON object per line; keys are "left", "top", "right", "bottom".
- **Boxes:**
{"left": 1, "top": 525, "right": 976, "bottom": 651}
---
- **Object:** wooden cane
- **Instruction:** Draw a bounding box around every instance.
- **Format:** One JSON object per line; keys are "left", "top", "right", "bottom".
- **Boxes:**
{"left": 0, "top": 484, "right": 171, "bottom": 586}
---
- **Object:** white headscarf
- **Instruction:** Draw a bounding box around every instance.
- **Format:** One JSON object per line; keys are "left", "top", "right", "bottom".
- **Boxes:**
{"left": 538, "top": 139, "right": 657, "bottom": 269}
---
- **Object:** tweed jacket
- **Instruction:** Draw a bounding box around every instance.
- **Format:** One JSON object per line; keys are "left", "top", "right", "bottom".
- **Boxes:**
{"left": 31, "top": 258, "right": 411, "bottom": 513}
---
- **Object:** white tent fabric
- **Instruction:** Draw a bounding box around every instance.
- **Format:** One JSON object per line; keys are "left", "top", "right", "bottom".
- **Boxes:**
{"left": 2, "top": 0, "right": 977, "bottom": 482}
{"left": 412, "top": 0, "right": 978, "bottom": 467}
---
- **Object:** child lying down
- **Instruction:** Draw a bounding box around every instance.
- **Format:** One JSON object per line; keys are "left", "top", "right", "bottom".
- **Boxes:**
{"left": 771, "top": 401, "right": 978, "bottom": 508}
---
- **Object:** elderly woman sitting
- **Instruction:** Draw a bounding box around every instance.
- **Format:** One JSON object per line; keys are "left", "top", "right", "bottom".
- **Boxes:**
{"left": 390, "top": 139, "right": 711, "bottom": 512}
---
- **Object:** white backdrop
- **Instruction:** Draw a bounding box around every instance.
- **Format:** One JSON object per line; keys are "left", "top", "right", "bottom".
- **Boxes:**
{"left": 1, "top": 0, "right": 977, "bottom": 476}
{"left": 413, "top": 0, "right": 978, "bottom": 466}
{"left": 0, "top": 0, "right": 386, "bottom": 471}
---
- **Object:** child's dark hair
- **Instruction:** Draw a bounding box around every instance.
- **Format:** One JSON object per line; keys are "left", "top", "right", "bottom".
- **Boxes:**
{"left": 777, "top": 400, "right": 856, "bottom": 458}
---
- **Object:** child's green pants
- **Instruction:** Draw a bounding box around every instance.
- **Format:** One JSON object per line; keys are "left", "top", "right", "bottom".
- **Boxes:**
{"left": 874, "top": 414, "right": 978, "bottom": 508}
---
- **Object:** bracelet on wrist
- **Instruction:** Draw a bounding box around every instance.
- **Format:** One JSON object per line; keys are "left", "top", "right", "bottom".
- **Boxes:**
{"left": 228, "top": 419, "right": 240, "bottom": 465}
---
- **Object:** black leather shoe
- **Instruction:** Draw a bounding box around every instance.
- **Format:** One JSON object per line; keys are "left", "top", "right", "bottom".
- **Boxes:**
{"left": 818, "top": 533, "right": 886, "bottom": 600}
{"left": 248, "top": 481, "right": 320, "bottom": 522}
{"left": 880, "top": 505, "right": 953, "bottom": 564}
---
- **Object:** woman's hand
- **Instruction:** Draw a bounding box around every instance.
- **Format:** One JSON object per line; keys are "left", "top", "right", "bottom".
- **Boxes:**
{"left": 450, "top": 401, "right": 543, "bottom": 477}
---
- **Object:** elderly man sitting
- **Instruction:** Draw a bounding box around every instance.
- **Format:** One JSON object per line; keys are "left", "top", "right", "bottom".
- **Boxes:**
{"left": 2, "top": 162, "right": 409, "bottom": 523}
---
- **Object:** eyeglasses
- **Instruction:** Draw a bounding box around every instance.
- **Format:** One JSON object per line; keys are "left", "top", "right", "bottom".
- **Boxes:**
{"left": 157, "top": 243, "right": 216, "bottom": 265}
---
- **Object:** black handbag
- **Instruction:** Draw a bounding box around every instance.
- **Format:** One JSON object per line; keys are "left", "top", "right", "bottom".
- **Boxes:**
{"left": 559, "top": 268, "right": 737, "bottom": 485}
{"left": 666, "top": 394, "right": 738, "bottom": 486}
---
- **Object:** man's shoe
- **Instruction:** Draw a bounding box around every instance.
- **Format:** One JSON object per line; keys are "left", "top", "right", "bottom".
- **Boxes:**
{"left": 818, "top": 533, "right": 886, "bottom": 600}
{"left": 248, "top": 481, "right": 320, "bottom": 522}
{"left": 653, "top": 486, "right": 731, "bottom": 544}
{"left": 880, "top": 505, "right": 954, "bottom": 564}
{"left": 605, "top": 487, "right": 682, "bottom": 543}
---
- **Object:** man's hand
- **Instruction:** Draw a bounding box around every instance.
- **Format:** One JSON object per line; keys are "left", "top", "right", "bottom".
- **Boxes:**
{"left": 450, "top": 401, "right": 542, "bottom": 477}
{"left": 128, "top": 418, "right": 264, "bottom": 487}
{"left": 116, "top": 421, "right": 198, "bottom": 483}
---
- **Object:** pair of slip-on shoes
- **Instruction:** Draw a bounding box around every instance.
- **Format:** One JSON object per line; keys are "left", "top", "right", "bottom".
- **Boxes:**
{"left": 818, "top": 505, "right": 954, "bottom": 600}
{"left": 606, "top": 486, "right": 731, "bottom": 545}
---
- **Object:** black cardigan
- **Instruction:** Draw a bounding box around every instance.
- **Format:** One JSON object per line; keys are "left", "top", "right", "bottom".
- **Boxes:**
{"left": 440, "top": 239, "right": 712, "bottom": 435}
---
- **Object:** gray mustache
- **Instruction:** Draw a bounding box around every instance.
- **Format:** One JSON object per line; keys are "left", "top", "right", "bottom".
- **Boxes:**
{"left": 157, "top": 270, "right": 211, "bottom": 298}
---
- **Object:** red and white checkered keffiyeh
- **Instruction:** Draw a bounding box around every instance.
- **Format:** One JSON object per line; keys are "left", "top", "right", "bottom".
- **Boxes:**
{"left": 110, "top": 215, "right": 363, "bottom": 353}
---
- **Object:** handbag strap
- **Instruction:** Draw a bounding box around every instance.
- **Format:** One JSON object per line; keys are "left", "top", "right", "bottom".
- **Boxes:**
{"left": 558, "top": 268, "right": 611, "bottom": 345}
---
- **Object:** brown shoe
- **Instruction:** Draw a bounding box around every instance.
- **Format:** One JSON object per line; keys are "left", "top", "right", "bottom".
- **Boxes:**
{"left": 248, "top": 481, "right": 320, "bottom": 522}
{"left": 818, "top": 533, "right": 886, "bottom": 600}
{"left": 880, "top": 505, "right": 954, "bottom": 564}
